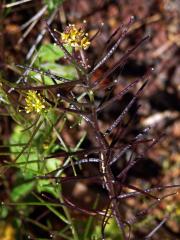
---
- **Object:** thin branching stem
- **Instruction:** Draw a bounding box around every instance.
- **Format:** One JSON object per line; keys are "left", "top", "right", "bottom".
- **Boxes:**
{"left": 93, "top": 36, "right": 149, "bottom": 88}
{"left": 90, "top": 17, "right": 134, "bottom": 75}
{"left": 105, "top": 81, "right": 148, "bottom": 135}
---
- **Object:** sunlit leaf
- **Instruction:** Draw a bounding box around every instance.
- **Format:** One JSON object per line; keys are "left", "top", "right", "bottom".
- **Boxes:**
{"left": 10, "top": 182, "right": 35, "bottom": 202}
{"left": 36, "top": 43, "right": 72, "bottom": 63}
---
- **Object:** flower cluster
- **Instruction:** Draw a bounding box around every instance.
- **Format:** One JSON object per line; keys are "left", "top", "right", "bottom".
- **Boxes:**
{"left": 24, "top": 90, "right": 45, "bottom": 114}
{"left": 60, "top": 24, "right": 90, "bottom": 51}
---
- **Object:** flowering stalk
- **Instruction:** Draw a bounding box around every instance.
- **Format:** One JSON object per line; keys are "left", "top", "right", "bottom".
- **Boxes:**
{"left": 11, "top": 19, "right": 180, "bottom": 239}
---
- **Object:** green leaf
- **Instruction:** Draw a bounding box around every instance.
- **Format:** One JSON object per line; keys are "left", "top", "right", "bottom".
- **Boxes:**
{"left": 36, "top": 43, "right": 72, "bottom": 63}
{"left": 46, "top": 158, "right": 61, "bottom": 172}
{"left": 10, "top": 109, "right": 61, "bottom": 176}
{"left": 10, "top": 182, "right": 35, "bottom": 202}
{"left": 9, "top": 111, "right": 63, "bottom": 198}
{"left": 94, "top": 218, "right": 123, "bottom": 240}
{"left": 10, "top": 125, "right": 40, "bottom": 175}
{"left": 29, "top": 71, "right": 54, "bottom": 85}
{"left": 44, "top": 0, "right": 64, "bottom": 12}
{"left": 0, "top": 205, "right": 8, "bottom": 218}
{"left": 40, "top": 63, "right": 78, "bottom": 80}
{"left": 37, "top": 180, "right": 59, "bottom": 198}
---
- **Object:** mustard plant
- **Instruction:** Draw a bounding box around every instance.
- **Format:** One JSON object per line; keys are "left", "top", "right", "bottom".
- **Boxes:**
{"left": 0, "top": 17, "right": 179, "bottom": 240}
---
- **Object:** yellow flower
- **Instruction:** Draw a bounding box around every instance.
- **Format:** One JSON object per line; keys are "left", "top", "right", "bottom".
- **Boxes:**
{"left": 24, "top": 90, "right": 45, "bottom": 114}
{"left": 0, "top": 223, "right": 15, "bottom": 240}
{"left": 61, "top": 24, "right": 90, "bottom": 51}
